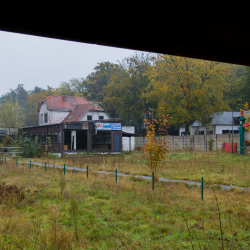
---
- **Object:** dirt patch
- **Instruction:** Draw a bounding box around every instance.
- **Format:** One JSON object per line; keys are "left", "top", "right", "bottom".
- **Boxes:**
{"left": 0, "top": 183, "right": 26, "bottom": 204}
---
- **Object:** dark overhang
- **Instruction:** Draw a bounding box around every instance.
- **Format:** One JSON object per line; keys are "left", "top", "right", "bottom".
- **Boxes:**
{"left": 1, "top": 6, "right": 250, "bottom": 66}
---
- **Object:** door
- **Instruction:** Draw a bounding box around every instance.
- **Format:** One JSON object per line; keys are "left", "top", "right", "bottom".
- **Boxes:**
{"left": 71, "top": 131, "right": 76, "bottom": 150}
{"left": 113, "top": 133, "right": 121, "bottom": 152}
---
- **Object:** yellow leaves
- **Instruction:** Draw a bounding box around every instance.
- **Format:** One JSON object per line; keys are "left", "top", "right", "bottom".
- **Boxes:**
{"left": 245, "top": 102, "right": 249, "bottom": 110}
{"left": 143, "top": 118, "right": 169, "bottom": 172}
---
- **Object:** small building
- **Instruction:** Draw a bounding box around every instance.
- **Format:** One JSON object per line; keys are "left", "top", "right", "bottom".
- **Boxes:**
{"left": 22, "top": 95, "right": 134, "bottom": 153}
{"left": 179, "top": 112, "right": 242, "bottom": 136}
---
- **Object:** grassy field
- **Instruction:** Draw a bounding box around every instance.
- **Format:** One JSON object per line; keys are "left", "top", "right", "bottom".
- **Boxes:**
{"left": 24, "top": 149, "right": 250, "bottom": 187}
{"left": 0, "top": 152, "right": 250, "bottom": 249}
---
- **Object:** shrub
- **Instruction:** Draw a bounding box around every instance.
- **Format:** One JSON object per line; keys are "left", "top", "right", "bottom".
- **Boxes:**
{"left": 208, "top": 138, "right": 214, "bottom": 151}
{"left": 19, "top": 135, "right": 43, "bottom": 158}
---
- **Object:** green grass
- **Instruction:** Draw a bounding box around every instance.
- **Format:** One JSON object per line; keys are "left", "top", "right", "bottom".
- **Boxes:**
{"left": 19, "top": 149, "right": 250, "bottom": 188}
{"left": 0, "top": 159, "right": 250, "bottom": 249}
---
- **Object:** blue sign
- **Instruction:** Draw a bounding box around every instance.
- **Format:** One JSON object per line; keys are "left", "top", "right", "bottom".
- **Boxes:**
{"left": 96, "top": 123, "right": 121, "bottom": 130}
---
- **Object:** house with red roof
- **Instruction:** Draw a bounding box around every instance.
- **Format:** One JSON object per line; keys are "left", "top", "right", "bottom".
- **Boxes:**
{"left": 22, "top": 95, "right": 135, "bottom": 154}
{"left": 38, "top": 95, "right": 111, "bottom": 125}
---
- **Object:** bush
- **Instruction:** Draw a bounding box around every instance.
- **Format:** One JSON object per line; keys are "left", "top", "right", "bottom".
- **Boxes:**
{"left": 208, "top": 139, "right": 214, "bottom": 151}
{"left": 19, "top": 136, "right": 43, "bottom": 158}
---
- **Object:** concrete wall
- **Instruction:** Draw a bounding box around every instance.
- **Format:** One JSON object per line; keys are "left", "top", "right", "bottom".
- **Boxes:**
{"left": 245, "top": 131, "right": 250, "bottom": 141}
{"left": 122, "top": 126, "right": 135, "bottom": 151}
{"left": 135, "top": 133, "right": 245, "bottom": 152}
{"left": 80, "top": 111, "right": 110, "bottom": 121}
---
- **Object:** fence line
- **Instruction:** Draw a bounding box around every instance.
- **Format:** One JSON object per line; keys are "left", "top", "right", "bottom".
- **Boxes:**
{"left": 135, "top": 133, "right": 249, "bottom": 151}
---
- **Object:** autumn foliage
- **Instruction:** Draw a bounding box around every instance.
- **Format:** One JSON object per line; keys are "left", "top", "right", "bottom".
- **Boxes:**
{"left": 241, "top": 102, "right": 250, "bottom": 131}
{"left": 142, "top": 115, "right": 169, "bottom": 172}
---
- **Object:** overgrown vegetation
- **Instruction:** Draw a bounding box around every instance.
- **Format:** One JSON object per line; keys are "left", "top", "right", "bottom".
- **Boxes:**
{"left": 0, "top": 157, "right": 250, "bottom": 249}
{"left": 143, "top": 117, "right": 169, "bottom": 172}
{"left": 27, "top": 150, "right": 250, "bottom": 188}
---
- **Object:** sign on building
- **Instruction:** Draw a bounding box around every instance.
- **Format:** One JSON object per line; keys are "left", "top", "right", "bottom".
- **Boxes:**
{"left": 95, "top": 123, "right": 121, "bottom": 130}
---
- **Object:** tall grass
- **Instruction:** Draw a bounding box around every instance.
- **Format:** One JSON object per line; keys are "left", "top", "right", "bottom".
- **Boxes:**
{"left": 29, "top": 150, "right": 250, "bottom": 187}
{"left": 0, "top": 158, "right": 250, "bottom": 248}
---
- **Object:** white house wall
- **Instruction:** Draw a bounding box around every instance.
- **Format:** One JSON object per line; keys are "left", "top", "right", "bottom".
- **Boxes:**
{"left": 49, "top": 110, "right": 70, "bottom": 124}
{"left": 191, "top": 126, "right": 208, "bottom": 135}
{"left": 39, "top": 103, "right": 70, "bottom": 125}
{"left": 189, "top": 125, "right": 240, "bottom": 135}
{"left": 179, "top": 128, "right": 185, "bottom": 136}
{"left": 214, "top": 125, "right": 240, "bottom": 134}
{"left": 122, "top": 126, "right": 135, "bottom": 151}
{"left": 79, "top": 111, "right": 110, "bottom": 121}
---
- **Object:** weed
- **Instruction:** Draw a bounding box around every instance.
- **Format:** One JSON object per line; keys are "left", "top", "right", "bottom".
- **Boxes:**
{"left": 69, "top": 197, "right": 80, "bottom": 241}
{"left": 59, "top": 172, "right": 67, "bottom": 197}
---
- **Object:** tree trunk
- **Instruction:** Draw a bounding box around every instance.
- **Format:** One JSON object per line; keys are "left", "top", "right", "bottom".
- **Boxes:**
{"left": 185, "top": 123, "right": 190, "bottom": 135}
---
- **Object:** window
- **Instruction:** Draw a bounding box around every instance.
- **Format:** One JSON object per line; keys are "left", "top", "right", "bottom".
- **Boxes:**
{"left": 199, "top": 131, "right": 204, "bottom": 135}
{"left": 67, "top": 114, "right": 75, "bottom": 120}
{"left": 51, "top": 133, "right": 55, "bottom": 143}
{"left": 44, "top": 113, "right": 48, "bottom": 123}
{"left": 42, "top": 133, "right": 46, "bottom": 144}
{"left": 87, "top": 115, "right": 92, "bottom": 121}
{"left": 40, "top": 114, "right": 43, "bottom": 124}
{"left": 54, "top": 133, "right": 58, "bottom": 143}
{"left": 99, "top": 116, "right": 104, "bottom": 120}
{"left": 58, "top": 132, "right": 61, "bottom": 143}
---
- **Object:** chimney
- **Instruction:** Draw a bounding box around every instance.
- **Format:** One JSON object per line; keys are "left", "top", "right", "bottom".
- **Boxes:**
{"left": 62, "top": 94, "right": 67, "bottom": 101}
{"left": 93, "top": 101, "right": 98, "bottom": 108}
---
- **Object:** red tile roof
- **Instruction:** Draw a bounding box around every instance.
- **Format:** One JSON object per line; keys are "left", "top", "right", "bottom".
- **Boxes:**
{"left": 40, "top": 96, "right": 90, "bottom": 111}
{"left": 62, "top": 103, "right": 105, "bottom": 122}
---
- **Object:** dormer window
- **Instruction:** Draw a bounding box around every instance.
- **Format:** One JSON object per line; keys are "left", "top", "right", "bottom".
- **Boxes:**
{"left": 87, "top": 115, "right": 92, "bottom": 121}
{"left": 40, "top": 114, "right": 43, "bottom": 124}
{"left": 99, "top": 116, "right": 104, "bottom": 120}
{"left": 67, "top": 114, "right": 75, "bottom": 120}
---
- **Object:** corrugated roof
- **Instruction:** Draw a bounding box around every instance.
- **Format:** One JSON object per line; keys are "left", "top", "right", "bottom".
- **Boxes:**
{"left": 191, "top": 111, "right": 241, "bottom": 126}
{"left": 62, "top": 103, "right": 104, "bottom": 122}
{"left": 39, "top": 96, "right": 90, "bottom": 111}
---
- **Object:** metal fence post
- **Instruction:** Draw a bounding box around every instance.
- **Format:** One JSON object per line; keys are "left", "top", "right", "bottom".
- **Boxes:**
{"left": 152, "top": 172, "right": 154, "bottom": 190}
{"left": 30, "top": 160, "right": 31, "bottom": 170}
{"left": 115, "top": 169, "right": 117, "bottom": 183}
{"left": 64, "top": 164, "right": 65, "bottom": 175}
{"left": 45, "top": 162, "right": 46, "bottom": 172}
{"left": 201, "top": 177, "right": 204, "bottom": 201}
{"left": 87, "top": 166, "right": 88, "bottom": 179}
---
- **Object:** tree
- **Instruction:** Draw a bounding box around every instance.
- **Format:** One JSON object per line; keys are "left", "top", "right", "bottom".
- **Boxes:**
{"left": 142, "top": 113, "right": 169, "bottom": 172}
{"left": 234, "top": 66, "right": 250, "bottom": 109}
{"left": 29, "top": 85, "right": 43, "bottom": 95}
{"left": 0, "top": 101, "right": 24, "bottom": 135}
{"left": 145, "top": 55, "right": 233, "bottom": 134}
{"left": 25, "top": 87, "right": 55, "bottom": 126}
{"left": 104, "top": 53, "right": 154, "bottom": 134}
{"left": 0, "top": 84, "right": 29, "bottom": 110}
{"left": 83, "top": 61, "right": 120, "bottom": 109}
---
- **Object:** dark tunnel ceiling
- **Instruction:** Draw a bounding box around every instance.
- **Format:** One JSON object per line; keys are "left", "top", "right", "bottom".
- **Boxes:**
{"left": 1, "top": 6, "right": 250, "bottom": 66}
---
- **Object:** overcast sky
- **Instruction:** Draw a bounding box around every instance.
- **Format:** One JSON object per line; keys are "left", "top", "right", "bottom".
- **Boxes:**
{"left": 0, "top": 30, "right": 142, "bottom": 96}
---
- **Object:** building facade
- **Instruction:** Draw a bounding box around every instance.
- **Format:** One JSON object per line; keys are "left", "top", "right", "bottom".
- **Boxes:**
{"left": 22, "top": 95, "right": 133, "bottom": 153}
{"left": 179, "top": 112, "right": 241, "bottom": 136}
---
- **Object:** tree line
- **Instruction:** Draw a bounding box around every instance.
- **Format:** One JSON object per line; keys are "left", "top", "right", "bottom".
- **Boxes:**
{"left": 0, "top": 52, "right": 249, "bottom": 135}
